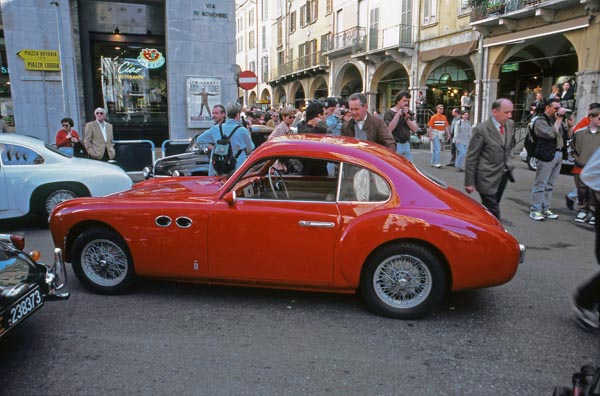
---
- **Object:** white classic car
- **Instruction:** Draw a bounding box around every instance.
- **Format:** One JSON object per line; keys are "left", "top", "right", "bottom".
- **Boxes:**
{"left": 0, "top": 134, "right": 132, "bottom": 222}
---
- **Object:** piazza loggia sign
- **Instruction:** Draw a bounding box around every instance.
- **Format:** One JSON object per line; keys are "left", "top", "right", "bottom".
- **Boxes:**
{"left": 17, "top": 50, "right": 60, "bottom": 71}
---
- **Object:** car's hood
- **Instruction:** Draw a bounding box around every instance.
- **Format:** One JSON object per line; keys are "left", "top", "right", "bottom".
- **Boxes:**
{"left": 122, "top": 176, "right": 225, "bottom": 200}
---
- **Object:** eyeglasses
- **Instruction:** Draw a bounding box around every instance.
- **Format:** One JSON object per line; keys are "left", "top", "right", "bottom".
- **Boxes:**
{"left": 62, "top": 124, "right": 70, "bottom": 127}
{"left": 286, "top": 115, "right": 294, "bottom": 119}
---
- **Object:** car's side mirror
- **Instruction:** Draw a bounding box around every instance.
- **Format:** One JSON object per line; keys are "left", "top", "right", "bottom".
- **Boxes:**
{"left": 223, "top": 190, "right": 237, "bottom": 206}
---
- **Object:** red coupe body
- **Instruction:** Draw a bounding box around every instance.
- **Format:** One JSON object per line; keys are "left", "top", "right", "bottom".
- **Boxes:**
{"left": 50, "top": 135, "right": 522, "bottom": 318}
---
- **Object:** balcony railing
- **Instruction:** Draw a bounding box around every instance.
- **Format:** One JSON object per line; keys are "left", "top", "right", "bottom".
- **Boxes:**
{"left": 470, "top": 0, "right": 545, "bottom": 23}
{"left": 271, "top": 51, "right": 328, "bottom": 81}
{"left": 367, "top": 23, "right": 414, "bottom": 52}
{"left": 324, "top": 26, "right": 367, "bottom": 54}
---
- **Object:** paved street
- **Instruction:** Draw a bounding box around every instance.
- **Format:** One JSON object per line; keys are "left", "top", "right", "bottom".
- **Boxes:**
{"left": 1, "top": 147, "right": 599, "bottom": 395}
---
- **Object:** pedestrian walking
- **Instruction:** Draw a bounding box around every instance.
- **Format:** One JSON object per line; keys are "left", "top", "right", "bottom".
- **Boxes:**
{"left": 464, "top": 98, "right": 515, "bottom": 219}
{"left": 453, "top": 111, "right": 471, "bottom": 172}
{"left": 428, "top": 104, "right": 450, "bottom": 168}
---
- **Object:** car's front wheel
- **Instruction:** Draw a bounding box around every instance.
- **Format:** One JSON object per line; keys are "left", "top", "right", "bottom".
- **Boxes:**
{"left": 360, "top": 243, "right": 448, "bottom": 319}
{"left": 71, "top": 228, "right": 135, "bottom": 294}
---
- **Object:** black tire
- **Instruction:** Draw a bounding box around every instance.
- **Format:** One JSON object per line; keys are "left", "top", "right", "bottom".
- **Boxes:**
{"left": 359, "top": 243, "right": 448, "bottom": 319}
{"left": 527, "top": 156, "right": 538, "bottom": 171}
{"left": 71, "top": 227, "right": 136, "bottom": 294}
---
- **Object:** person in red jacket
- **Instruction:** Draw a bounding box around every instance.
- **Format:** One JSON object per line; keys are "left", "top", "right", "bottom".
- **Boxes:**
{"left": 55, "top": 117, "right": 80, "bottom": 156}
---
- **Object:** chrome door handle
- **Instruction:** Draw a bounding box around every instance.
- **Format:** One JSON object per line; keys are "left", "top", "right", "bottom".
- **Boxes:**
{"left": 298, "top": 220, "right": 335, "bottom": 228}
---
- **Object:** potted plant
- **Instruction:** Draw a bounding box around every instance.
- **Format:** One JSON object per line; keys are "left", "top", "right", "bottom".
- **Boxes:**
{"left": 486, "top": 0, "right": 505, "bottom": 15}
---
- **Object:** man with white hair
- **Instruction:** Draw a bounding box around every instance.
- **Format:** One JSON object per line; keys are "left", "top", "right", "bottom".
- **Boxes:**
{"left": 84, "top": 107, "right": 115, "bottom": 161}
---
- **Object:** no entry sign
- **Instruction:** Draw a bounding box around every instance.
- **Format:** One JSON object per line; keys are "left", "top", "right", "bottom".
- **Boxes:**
{"left": 238, "top": 70, "right": 258, "bottom": 90}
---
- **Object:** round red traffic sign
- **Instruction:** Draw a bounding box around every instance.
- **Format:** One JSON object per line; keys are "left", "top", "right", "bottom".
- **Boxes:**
{"left": 238, "top": 70, "right": 258, "bottom": 90}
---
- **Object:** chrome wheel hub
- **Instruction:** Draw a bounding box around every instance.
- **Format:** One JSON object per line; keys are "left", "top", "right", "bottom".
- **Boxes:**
{"left": 373, "top": 254, "right": 432, "bottom": 309}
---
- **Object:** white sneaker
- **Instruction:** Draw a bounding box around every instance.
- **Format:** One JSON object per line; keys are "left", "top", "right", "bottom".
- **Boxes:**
{"left": 573, "top": 299, "right": 600, "bottom": 330}
{"left": 574, "top": 211, "right": 589, "bottom": 223}
{"left": 529, "top": 211, "right": 544, "bottom": 221}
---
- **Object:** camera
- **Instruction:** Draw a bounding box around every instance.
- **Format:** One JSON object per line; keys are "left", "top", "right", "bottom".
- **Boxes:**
{"left": 401, "top": 108, "right": 415, "bottom": 117}
{"left": 340, "top": 109, "right": 349, "bottom": 116}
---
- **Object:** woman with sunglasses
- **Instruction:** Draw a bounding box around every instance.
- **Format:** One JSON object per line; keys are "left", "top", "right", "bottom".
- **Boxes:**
{"left": 268, "top": 106, "right": 296, "bottom": 141}
{"left": 55, "top": 117, "right": 81, "bottom": 156}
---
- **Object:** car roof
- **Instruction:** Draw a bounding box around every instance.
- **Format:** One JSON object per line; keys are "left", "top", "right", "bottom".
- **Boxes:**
{"left": 0, "top": 133, "right": 48, "bottom": 148}
{"left": 257, "top": 134, "right": 402, "bottom": 164}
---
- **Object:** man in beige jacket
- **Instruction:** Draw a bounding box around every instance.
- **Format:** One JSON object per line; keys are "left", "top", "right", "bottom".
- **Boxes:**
{"left": 84, "top": 107, "right": 115, "bottom": 161}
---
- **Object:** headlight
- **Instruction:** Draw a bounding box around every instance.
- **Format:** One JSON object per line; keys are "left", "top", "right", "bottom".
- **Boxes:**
{"left": 171, "top": 170, "right": 181, "bottom": 177}
{"left": 143, "top": 166, "right": 152, "bottom": 179}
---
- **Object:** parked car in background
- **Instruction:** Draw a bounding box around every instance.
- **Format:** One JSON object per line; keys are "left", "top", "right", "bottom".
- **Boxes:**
{"left": 51, "top": 135, "right": 524, "bottom": 319}
{"left": 0, "top": 134, "right": 132, "bottom": 223}
{"left": 519, "top": 147, "right": 574, "bottom": 174}
{"left": 0, "top": 233, "right": 69, "bottom": 338}
{"left": 144, "top": 125, "right": 275, "bottom": 178}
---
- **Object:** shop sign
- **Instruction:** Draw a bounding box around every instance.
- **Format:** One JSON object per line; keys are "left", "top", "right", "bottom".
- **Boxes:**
{"left": 17, "top": 49, "right": 60, "bottom": 71}
{"left": 137, "top": 48, "right": 165, "bottom": 69}
{"left": 117, "top": 59, "right": 145, "bottom": 80}
{"left": 501, "top": 62, "right": 519, "bottom": 73}
{"left": 192, "top": 1, "right": 228, "bottom": 19}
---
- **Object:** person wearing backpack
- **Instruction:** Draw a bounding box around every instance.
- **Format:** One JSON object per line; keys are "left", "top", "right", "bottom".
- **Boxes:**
{"left": 528, "top": 98, "right": 574, "bottom": 221}
{"left": 196, "top": 103, "right": 254, "bottom": 176}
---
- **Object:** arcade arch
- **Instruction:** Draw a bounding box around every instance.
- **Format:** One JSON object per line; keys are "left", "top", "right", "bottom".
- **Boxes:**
{"left": 370, "top": 61, "right": 410, "bottom": 111}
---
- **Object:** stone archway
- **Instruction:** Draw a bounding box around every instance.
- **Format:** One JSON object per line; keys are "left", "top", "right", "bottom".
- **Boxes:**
{"left": 275, "top": 86, "right": 287, "bottom": 108}
{"left": 248, "top": 91, "right": 257, "bottom": 106}
{"left": 260, "top": 88, "right": 272, "bottom": 105}
{"left": 488, "top": 34, "right": 579, "bottom": 122}
{"left": 423, "top": 59, "right": 476, "bottom": 110}
{"left": 290, "top": 81, "right": 306, "bottom": 109}
{"left": 332, "top": 62, "right": 363, "bottom": 98}
{"left": 370, "top": 60, "right": 410, "bottom": 112}
{"left": 309, "top": 76, "right": 328, "bottom": 100}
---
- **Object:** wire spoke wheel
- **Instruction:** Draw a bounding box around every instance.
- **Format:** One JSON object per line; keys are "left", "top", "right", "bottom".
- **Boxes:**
{"left": 45, "top": 189, "right": 77, "bottom": 217}
{"left": 373, "top": 254, "right": 432, "bottom": 309}
{"left": 81, "top": 239, "right": 128, "bottom": 287}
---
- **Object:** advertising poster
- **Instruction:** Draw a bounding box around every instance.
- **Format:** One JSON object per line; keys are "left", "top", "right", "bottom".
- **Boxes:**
{"left": 187, "top": 76, "right": 221, "bottom": 129}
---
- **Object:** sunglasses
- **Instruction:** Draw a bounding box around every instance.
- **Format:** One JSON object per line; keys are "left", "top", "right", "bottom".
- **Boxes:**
{"left": 95, "top": 112, "right": 105, "bottom": 115}
{"left": 286, "top": 115, "right": 294, "bottom": 119}
{"left": 62, "top": 124, "right": 70, "bottom": 127}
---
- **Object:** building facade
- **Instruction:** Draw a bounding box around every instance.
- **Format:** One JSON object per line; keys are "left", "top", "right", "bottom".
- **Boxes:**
{"left": 238, "top": 0, "right": 599, "bottom": 124}
{"left": 0, "top": 0, "right": 238, "bottom": 144}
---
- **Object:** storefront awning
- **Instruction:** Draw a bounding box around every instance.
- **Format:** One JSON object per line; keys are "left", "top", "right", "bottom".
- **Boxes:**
{"left": 418, "top": 40, "right": 479, "bottom": 62}
{"left": 483, "top": 16, "right": 590, "bottom": 47}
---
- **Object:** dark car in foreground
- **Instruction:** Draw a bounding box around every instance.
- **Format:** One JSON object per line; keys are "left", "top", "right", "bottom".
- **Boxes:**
{"left": 144, "top": 124, "right": 274, "bottom": 178}
{"left": 0, "top": 234, "right": 69, "bottom": 338}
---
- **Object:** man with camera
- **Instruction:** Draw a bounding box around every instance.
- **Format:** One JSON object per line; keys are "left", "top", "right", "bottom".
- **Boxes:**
{"left": 528, "top": 98, "right": 574, "bottom": 221}
{"left": 384, "top": 91, "right": 419, "bottom": 161}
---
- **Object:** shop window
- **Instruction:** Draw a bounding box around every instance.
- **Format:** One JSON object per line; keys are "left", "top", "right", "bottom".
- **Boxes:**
{"left": 92, "top": 42, "right": 168, "bottom": 128}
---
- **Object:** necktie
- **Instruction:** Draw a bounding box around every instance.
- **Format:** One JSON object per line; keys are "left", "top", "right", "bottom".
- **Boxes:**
{"left": 499, "top": 124, "right": 505, "bottom": 135}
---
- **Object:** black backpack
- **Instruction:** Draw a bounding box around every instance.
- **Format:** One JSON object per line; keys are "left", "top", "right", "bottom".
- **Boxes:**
{"left": 524, "top": 116, "right": 539, "bottom": 156}
{"left": 211, "top": 124, "right": 243, "bottom": 175}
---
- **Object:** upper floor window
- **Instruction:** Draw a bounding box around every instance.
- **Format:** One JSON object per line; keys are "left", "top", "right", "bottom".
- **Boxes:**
{"left": 237, "top": 17, "right": 243, "bottom": 33}
{"left": 423, "top": 0, "right": 437, "bottom": 25}
{"left": 326, "top": 0, "right": 333, "bottom": 15}
{"left": 459, "top": 0, "right": 470, "bottom": 15}
{"left": 248, "top": 30, "right": 255, "bottom": 49}
{"left": 277, "top": 20, "right": 283, "bottom": 47}
{"left": 300, "top": 0, "right": 318, "bottom": 27}
{"left": 248, "top": 9, "right": 254, "bottom": 27}
{"left": 290, "top": 11, "right": 297, "bottom": 33}
{"left": 261, "top": 0, "right": 268, "bottom": 21}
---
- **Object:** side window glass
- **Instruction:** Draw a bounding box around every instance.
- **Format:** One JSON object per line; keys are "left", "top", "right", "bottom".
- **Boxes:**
{"left": 339, "top": 163, "right": 390, "bottom": 202}
{"left": 233, "top": 156, "right": 339, "bottom": 201}
{"left": 0, "top": 144, "right": 43, "bottom": 165}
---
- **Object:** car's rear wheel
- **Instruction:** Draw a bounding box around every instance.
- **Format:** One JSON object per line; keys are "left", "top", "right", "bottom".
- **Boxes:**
{"left": 42, "top": 188, "right": 78, "bottom": 222}
{"left": 360, "top": 243, "right": 447, "bottom": 319}
{"left": 527, "top": 156, "right": 538, "bottom": 171}
{"left": 71, "top": 228, "right": 135, "bottom": 294}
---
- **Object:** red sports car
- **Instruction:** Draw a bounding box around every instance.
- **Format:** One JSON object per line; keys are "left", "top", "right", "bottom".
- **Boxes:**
{"left": 50, "top": 135, "right": 524, "bottom": 319}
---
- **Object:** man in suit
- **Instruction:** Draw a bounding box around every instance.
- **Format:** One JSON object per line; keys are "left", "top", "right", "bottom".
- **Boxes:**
{"left": 84, "top": 107, "right": 115, "bottom": 161}
{"left": 341, "top": 92, "right": 396, "bottom": 151}
{"left": 464, "top": 99, "right": 515, "bottom": 219}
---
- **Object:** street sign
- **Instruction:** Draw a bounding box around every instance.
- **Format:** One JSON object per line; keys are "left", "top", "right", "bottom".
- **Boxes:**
{"left": 17, "top": 49, "right": 60, "bottom": 71}
{"left": 238, "top": 70, "right": 258, "bottom": 90}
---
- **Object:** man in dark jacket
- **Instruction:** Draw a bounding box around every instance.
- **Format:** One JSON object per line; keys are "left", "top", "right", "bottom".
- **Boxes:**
{"left": 464, "top": 98, "right": 515, "bottom": 219}
{"left": 341, "top": 92, "right": 395, "bottom": 151}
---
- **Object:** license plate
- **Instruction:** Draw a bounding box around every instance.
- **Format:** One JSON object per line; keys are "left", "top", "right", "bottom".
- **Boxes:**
{"left": 0, "top": 286, "right": 43, "bottom": 337}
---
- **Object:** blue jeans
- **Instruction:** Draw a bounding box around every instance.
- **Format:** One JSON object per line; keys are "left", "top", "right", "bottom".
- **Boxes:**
{"left": 455, "top": 143, "right": 467, "bottom": 170}
{"left": 396, "top": 141, "right": 412, "bottom": 161}
{"left": 431, "top": 137, "right": 441, "bottom": 165}
{"left": 58, "top": 147, "right": 74, "bottom": 156}
{"left": 530, "top": 151, "right": 562, "bottom": 212}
